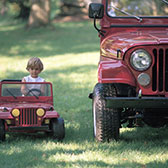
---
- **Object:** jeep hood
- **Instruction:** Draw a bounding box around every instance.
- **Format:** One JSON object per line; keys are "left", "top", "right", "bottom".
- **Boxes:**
{"left": 0, "top": 103, "right": 52, "bottom": 111}
{"left": 101, "top": 31, "right": 168, "bottom": 58}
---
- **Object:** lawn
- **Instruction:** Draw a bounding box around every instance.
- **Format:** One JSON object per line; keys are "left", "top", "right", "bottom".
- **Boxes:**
{"left": 0, "top": 15, "right": 168, "bottom": 168}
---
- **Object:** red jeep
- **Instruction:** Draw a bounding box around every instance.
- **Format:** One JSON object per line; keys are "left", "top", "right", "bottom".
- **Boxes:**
{"left": 89, "top": 0, "right": 168, "bottom": 142}
{"left": 0, "top": 80, "right": 65, "bottom": 141}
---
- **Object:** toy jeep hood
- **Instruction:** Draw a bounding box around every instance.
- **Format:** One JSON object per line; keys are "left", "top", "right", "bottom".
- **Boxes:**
{"left": 101, "top": 30, "right": 168, "bottom": 58}
{"left": 0, "top": 103, "right": 53, "bottom": 110}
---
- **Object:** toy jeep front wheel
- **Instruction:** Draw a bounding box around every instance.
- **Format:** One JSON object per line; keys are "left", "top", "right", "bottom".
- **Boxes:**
{"left": 92, "top": 83, "right": 120, "bottom": 142}
{"left": 0, "top": 120, "right": 5, "bottom": 141}
{"left": 51, "top": 118, "right": 65, "bottom": 140}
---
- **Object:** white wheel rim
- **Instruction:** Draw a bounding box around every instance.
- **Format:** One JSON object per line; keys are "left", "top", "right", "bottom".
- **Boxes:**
{"left": 93, "top": 100, "right": 96, "bottom": 137}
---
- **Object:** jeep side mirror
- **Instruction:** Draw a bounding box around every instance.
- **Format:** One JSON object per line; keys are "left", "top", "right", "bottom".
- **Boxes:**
{"left": 88, "top": 3, "right": 105, "bottom": 36}
{"left": 89, "top": 3, "right": 104, "bottom": 19}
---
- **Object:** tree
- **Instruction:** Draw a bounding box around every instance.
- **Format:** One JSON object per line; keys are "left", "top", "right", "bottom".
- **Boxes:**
{"left": 27, "top": 0, "right": 51, "bottom": 28}
{"left": 15, "top": 1, "right": 30, "bottom": 20}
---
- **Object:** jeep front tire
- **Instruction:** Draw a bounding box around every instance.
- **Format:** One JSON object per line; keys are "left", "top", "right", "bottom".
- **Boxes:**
{"left": 51, "top": 118, "right": 65, "bottom": 140}
{"left": 92, "top": 83, "right": 120, "bottom": 142}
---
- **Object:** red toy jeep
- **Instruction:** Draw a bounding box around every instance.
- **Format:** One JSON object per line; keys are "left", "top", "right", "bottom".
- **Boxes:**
{"left": 0, "top": 80, "right": 65, "bottom": 141}
{"left": 89, "top": 0, "right": 168, "bottom": 142}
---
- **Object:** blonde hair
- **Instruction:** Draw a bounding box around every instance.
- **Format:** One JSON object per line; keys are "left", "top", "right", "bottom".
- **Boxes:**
{"left": 26, "top": 57, "right": 44, "bottom": 71}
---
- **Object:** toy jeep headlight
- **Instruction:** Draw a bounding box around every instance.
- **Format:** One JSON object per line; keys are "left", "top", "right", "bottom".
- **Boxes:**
{"left": 130, "top": 49, "right": 152, "bottom": 71}
{"left": 36, "top": 108, "right": 45, "bottom": 117}
{"left": 11, "top": 109, "right": 20, "bottom": 117}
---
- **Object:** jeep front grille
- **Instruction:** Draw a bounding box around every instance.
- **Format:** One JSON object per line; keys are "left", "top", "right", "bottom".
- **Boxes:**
{"left": 152, "top": 48, "right": 168, "bottom": 92}
{"left": 18, "top": 108, "right": 38, "bottom": 126}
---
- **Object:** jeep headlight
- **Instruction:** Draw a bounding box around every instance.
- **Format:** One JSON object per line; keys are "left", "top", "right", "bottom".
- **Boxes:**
{"left": 36, "top": 108, "right": 45, "bottom": 117}
{"left": 12, "top": 109, "right": 20, "bottom": 117}
{"left": 130, "top": 49, "right": 152, "bottom": 71}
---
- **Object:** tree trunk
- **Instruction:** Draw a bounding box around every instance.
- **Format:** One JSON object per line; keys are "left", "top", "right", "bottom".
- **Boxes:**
{"left": 28, "top": 0, "right": 50, "bottom": 28}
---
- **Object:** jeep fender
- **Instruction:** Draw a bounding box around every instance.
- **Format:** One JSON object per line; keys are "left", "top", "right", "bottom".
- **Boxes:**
{"left": 98, "top": 60, "right": 136, "bottom": 86}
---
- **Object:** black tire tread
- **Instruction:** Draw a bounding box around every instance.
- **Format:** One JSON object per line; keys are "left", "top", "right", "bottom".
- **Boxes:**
{"left": 0, "top": 119, "right": 5, "bottom": 141}
{"left": 93, "top": 83, "right": 119, "bottom": 142}
{"left": 51, "top": 118, "right": 65, "bottom": 140}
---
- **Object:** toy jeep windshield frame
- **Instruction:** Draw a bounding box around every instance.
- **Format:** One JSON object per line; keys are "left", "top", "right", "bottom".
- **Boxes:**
{"left": 1, "top": 80, "right": 52, "bottom": 100}
{"left": 0, "top": 80, "right": 65, "bottom": 141}
{"left": 89, "top": 0, "right": 168, "bottom": 142}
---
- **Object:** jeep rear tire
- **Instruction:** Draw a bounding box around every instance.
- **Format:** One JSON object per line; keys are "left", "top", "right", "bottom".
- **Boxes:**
{"left": 51, "top": 118, "right": 65, "bottom": 140}
{"left": 92, "top": 83, "right": 120, "bottom": 142}
{"left": 0, "top": 120, "right": 5, "bottom": 141}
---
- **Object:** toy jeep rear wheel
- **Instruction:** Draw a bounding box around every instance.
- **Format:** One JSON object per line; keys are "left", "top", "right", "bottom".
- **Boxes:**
{"left": 51, "top": 118, "right": 65, "bottom": 140}
{"left": 0, "top": 120, "right": 5, "bottom": 141}
{"left": 92, "top": 83, "right": 120, "bottom": 142}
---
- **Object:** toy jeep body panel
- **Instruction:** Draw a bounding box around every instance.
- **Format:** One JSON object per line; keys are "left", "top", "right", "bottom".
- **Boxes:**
{"left": 89, "top": 0, "right": 168, "bottom": 142}
{"left": 0, "top": 80, "right": 65, "bottom": 141}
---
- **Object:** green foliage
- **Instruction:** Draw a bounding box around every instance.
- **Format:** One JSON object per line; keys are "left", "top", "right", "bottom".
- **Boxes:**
{"left": 0, "top": 16, "right": 168, "bottom": 168}
{"left": 51, "top": 0, "right": 60, "bottom": 19}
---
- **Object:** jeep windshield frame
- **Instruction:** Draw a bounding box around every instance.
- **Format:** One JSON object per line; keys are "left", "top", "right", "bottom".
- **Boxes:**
{"left": 107, "top": 0, "right": 168, "bottom": 18}
{"left": 0, "top": 81, "right": 53, "bottom": 104}
{"left": 103, "top": 0, "right": 168, "bottom": 28}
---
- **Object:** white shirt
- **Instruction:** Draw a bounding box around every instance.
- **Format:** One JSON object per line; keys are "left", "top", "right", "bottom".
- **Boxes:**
{"left": 23, "top": 75, "right": 45, "bottom": 93}
{"left": 24, "top": 75, "right": 45, "bottom": 82}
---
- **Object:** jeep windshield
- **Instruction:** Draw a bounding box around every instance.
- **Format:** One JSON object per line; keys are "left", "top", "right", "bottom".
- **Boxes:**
{"left": 1, "top": 82, "right": 51, "bottom": 98}
{"left": 107, "top": 0, "right": 168, "bottom": 17}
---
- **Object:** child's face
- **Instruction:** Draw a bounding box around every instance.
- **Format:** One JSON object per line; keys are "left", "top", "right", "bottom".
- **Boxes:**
{"left": 28, "top": 66, "right": 41, "bottom": 78}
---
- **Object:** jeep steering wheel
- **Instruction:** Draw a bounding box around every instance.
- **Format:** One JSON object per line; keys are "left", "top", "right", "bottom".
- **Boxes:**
{"left": 26, "top": 88, "right": 41, "bottom": 96}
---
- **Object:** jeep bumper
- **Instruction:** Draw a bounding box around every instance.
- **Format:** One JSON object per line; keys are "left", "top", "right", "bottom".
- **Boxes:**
{"left": 8, "top": 125, "right": 49, "bottom": 131}
{"left": 105, "top": 97, "right": 168, "bottom": 108}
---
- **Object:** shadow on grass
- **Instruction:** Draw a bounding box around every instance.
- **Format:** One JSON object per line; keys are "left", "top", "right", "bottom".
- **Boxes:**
{"left": 120, "top": 125, "right": 168, "bottom": 143}
{"left": 1, "top": 131, "right": 168, "bottom": 168}
{"left": 0, "top": 142, "right": 129, "bottom": 168}
{"left": 0, "top": 17, "right": 99, "bottom": 58}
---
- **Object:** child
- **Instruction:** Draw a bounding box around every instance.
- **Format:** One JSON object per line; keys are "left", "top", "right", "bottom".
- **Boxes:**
{"left": 21, "top": 57, "right": 45, "bottom": 96}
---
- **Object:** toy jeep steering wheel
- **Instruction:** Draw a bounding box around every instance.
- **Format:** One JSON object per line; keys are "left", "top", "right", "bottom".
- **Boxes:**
{"left": 26, "top": 88, "right": 41, "bottom": 96}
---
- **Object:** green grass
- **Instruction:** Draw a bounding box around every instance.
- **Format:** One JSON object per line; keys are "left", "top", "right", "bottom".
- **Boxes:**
{"left": 0, "top": 15, "right": 168, "bottom": 168}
